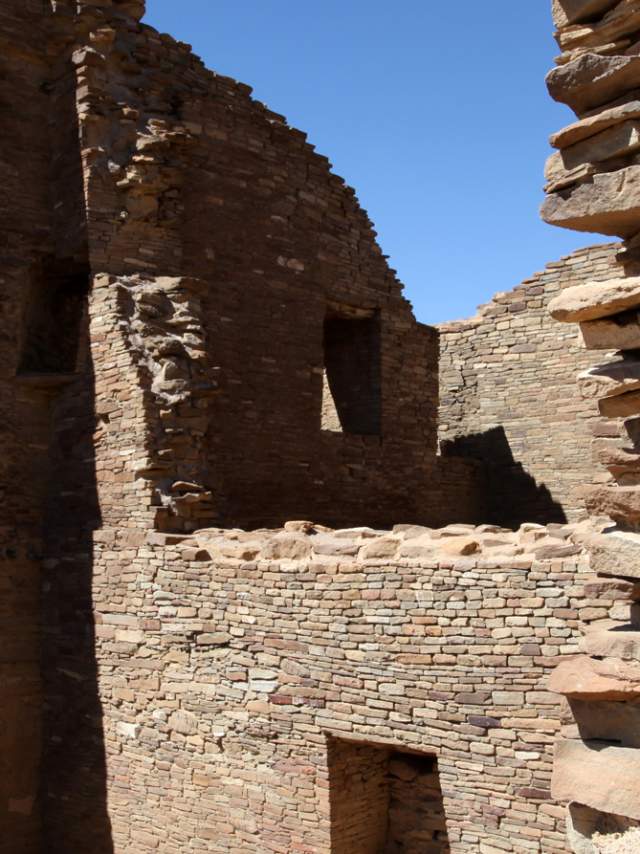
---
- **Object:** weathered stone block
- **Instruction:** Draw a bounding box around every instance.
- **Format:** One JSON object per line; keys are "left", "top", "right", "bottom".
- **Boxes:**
{"left": 552, "top": 739, "right": 640, "bottom": 820}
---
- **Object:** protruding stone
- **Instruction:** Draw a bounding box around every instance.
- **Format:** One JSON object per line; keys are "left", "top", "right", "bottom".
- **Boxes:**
{"left": 580, "top": 312, "right": 640, "bottom": 350}
{"left": 542, "top": 166, "right": 640, "bottom": 237}
{"left": 546, "top": 53, "right": 640, "bottom": 115}
{"left": 550, "top": 277, "right": 640, "bottom": 323}
{"left": 587, "top": 528, "right": 640, "bottom": 577}
{"left": 579, "top": 356, "right": 640, "bottom": 399}
{"left": 552, "top": 739, "right": 640, "bottom": 820}
{"left": 600, "top": 388, "right": 640, "bottom": 417}
{"left": 597, "top": 444, "right": 640, "bottom": 484}
{"left": 551, "top": 101, "right": 640, "bottom": 150}
{"left": 552, "top": 0, "right": 619, "bottom": 27}
{"left": 545, "top": 121, "right": 640, "bottom": 192}
{"left": 569, "top": 698, "right": 640, "bottom": 748}
{"left": 549, "top": 655, "right": 640, "bottom": 700}
{"left": 581, "top": 628, "right": 640, "bottom": 661}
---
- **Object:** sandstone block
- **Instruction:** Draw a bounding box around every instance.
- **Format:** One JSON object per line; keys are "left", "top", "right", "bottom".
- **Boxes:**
{"left": 437, "top": 536, "right": 479, "bottom": 556}
{"left": 549, "top": 655, "right": 640, "bottom": 700}
{"left": 551, "top": 101, "right": 640, "bottom": 150}
{"left": 552, "top": 739, "right": 640, "bottom": 820}
{"left": 546, "top": 53, "right": 640, "bottom": 115}
{"left": 569, "top": 697, "right": 640, "bottom": 748}
{"left": 260, "top": 533, "right": 312, "bottom": 560}
{"left": 600, "top": 388, "right": 640, "bottom": 417}
{"left": 552, "top": 0, "right": 619, "bottom": 27}
{"left": 581, "top": 628, "right": 640, "bottom": 660}
{"left": 597, "top": 444, "right": 640, "bottom": 483}
{"left": 579, "top": 356, "right": 640, "bottom": 399}
{"left": 358, "top": 537, "right": 400, "bottom": 560}
{"left": 545, "top": 121, "right": 640, "bottom": 192}
{"left": 580, "top": 313, "right": 640, "bottom": 350}
{"left": 542, "top": 165, "right": 640, "bottom": 237}
{"left": 549, "top": 277, "right": 640, "bottom": 323}
{"left": 587, "top": 529, "right": 640, "bottom": 578}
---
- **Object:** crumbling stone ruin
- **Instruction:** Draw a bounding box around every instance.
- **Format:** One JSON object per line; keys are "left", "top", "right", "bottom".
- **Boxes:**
{"left": 540, "top": 1, "right": 640, "bottom": 851}
{"left": 4, "top": 0, "right": 640, "bottom": 852}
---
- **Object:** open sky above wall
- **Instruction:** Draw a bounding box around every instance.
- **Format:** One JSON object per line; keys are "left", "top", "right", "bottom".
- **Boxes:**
{"left": 143, "top": 0, "right": 606, "bottom": 325}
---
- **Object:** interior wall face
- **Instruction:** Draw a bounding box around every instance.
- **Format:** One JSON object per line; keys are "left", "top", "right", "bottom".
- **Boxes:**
{"left": 439, "top": 244, "right": 623, "bottom": 528}
{"left": 61, "top": 7, "right": 479, "bottom": 532}
{"left": 0, "top": 2, "right": 61, "bottom": 848}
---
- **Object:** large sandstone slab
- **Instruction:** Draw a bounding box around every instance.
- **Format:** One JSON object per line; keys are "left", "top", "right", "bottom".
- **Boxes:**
{"left": 597, "top": 444, "right": 640, "bottom": 483}
{"left": 588, "top": 483, "right": 640, "bottom": 526}
{"left": 579, "top": 356, "right": 640, "bottom": 399}
{"left": 549, "top": 655, "right": 640, "bottom": 700}
{"left": 581, "top": 628, "right": 640, "bottom": 660}
{"left": 542, "top": 165, "right": 640, "bottom": 237}
{"left": 551, "top": 101, "right": 640, "bottom": 150}
{"left": 569, "top": 697, "right": 640, "bottom": 748}
{"left": 545, "top": 121, "right": 640, "bottom": 192}
{"left": 580, "top": 312, "right": 640, "bottom": 350}
{"left": 549, "top": 277, "right": 640, "bottom": 322}
{"left": 552, "top": 739, "right": 640, "bottom": 820}
{"left": 586, "top": 528, "right": 640, "bottom": 577}
{"left": 600, "top": 388, "right": 640, "bottom": 417}
{"left": 552, "top": 0, "right": 620, "bottom": 27}
{"left": 547, "top": 53, "right": 640, "bottom": 115}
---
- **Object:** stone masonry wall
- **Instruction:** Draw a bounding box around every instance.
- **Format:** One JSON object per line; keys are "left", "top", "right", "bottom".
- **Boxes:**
{"left": 65, "top": 1, "right": 472, "bottom": 533}
{"left": 71, "top": 520, "right": 635, "bottom": 854}
{"left": 439, "top": 243, "right": 623, "bottom": 528}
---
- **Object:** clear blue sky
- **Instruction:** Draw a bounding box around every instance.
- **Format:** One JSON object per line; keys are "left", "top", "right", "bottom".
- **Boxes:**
{"left": 143, "top": 1, "right": 606, "bottom": 324}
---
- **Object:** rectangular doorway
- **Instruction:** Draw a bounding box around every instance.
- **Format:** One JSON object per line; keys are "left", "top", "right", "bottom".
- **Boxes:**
{"left": 327, "top": 737, "right": 449, "bottom": 853}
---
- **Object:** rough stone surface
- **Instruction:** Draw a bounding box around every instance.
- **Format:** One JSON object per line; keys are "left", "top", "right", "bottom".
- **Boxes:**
{"left": 552, "top": 740, "right": 640, "bottom": 821}
{"left": 439, "top": 243, "right": 622, "bottom": 526}
{"left": 549, "top": 277, "right": 640, "bottom": 323}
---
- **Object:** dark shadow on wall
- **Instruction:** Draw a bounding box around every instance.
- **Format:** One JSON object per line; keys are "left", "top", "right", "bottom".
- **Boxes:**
{"left": 440, "top": 426, "right": 567, "bottom": 528}
{"left": 38, "top": 314, "right": 114, "bottom": 854}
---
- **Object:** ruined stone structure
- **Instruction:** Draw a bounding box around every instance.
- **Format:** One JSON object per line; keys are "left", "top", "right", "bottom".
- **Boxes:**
{"left": 439, "top": 243, "right": 620, "bottom": 528}
{"left": 4, "top": 0, "right": 640, "bottom": 852}
{"left": 542, "top": 1, "right": 640, "bottom": 850}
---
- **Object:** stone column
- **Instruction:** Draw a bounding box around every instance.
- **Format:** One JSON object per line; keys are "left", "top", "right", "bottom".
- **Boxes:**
{"left": 544, "top": 1, "right": 640, "bottom": 850}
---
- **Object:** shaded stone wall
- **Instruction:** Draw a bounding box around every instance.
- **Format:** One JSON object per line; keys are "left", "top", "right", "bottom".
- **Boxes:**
{"left": 0, "top": 1, "right": 90, "bottom": 847}
{"left": 439, "top": 244, "right": 622, "bottom": 528}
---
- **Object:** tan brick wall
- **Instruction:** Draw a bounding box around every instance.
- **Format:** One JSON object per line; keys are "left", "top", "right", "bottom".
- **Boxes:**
{"left": 439, "top": 244, "right": 622, "bottom": 526}
{"left": 69, "top": 524, "right": 632, "bottom": 854}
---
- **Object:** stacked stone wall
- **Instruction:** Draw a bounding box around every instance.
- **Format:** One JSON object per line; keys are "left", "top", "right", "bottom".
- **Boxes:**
{"left": 68, "top": 521, "right": 633, "bottom": 854}
{"left": 439, "top": 243, "right": 622, "bottom": 527}
{"left": 64, "top": 5, "right": 474, "bottom": 532}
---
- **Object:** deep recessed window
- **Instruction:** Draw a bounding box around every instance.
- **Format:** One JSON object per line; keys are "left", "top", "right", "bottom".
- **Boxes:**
{"left": 321, "top": 305, "right": 381, "bottom": 436}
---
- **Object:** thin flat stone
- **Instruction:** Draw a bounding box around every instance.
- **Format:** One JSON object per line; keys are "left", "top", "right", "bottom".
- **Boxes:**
{"left": 542, "top": 165, "right": 640, "bottom": 238}
{"left": 549, "top": 277, "right": 640, "bottom": 322}
{"left": 578, "top": 356, "right": 640, "bottom": 399}
{"left": 552, "top": 0, "right": 620, "bottom": 27}
{"left": 546, "top": 52, "right": 640, "bottom": 115}
{"left": 551, "top": 101, "right": 640, "bottom": 150}
{"left": 600, "top": 388, "right": 640, "bottom": 417}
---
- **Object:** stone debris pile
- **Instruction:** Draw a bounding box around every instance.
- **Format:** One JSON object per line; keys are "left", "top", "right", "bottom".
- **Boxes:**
{"left": 544, "top": 2, "right": 640, "bottom": 850}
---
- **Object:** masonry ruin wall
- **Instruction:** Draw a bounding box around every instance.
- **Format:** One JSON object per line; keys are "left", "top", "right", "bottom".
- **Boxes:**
{"left": 439, "top": 243, "right": 623, "bottom": 528}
